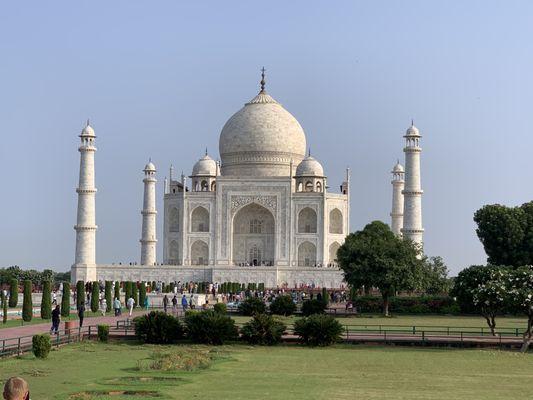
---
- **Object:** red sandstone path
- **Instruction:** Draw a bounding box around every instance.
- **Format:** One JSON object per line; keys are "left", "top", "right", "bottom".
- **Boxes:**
{"left": 0, "top": 310, "right": 151, "bottom": 341}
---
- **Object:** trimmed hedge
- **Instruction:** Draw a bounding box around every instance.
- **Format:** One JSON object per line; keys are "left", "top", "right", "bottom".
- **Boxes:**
{"left": 1, "top": 292, "right": 7, "bottom": 324}
{"left": 114, "top": 281, "right": 120, "bottom": 302}
{"left": 76, "top": 280, "right": 85, "bottom": 309}
{"left": 269, "top": 295, "right": 296, "bottom": 316}
{"left": 294, "top": 314, "right": 343, "bottom": 346}
{"left": 32, "top": 334, "right": 51, "bottom": 358}
{"left": 91, "top": 281, "right": 99, "bottom": 313}
{"left": 8, "top": 278, "right": 18, "bottom": 307}
{"left": 238, "top": 297, "right": 266, "bottom": 316}
{"left": 132, "top": 282, "right": 138, "bottom": 308}
{"left": 61, "top": 282, "right": 71, "bottom": 318}
{"left": 22, "top": 280, "right": 32, "bottom": 322}
{"left": 98, "top": 324, "right": 109, "bottom": 342}
{"left": 41, "top": 280, "right": 52, "bottom": 320}
{"left": 354, "top": 296, "right": 460, "bottom": 315}
{"left": 240, "top": 313, "right": 286, "bottom": 345}
{"left": 105, "top": 281, "right": 113, "bottom": 312}
{"left": 139, "top": 282, "right": 146, "bottom": 309}
{"left": 301, "top": 299, "right": 328, "bottom": 316}
{"left": 185, "top": 310, "right": 238, "bottom": 345}
{"left": 134, "top": 311, "right": 183, "bottom": 344}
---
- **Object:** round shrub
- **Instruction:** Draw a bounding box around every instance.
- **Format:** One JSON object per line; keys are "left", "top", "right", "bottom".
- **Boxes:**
{"left": 269, "top": 295, "right": 296, "bottom": 316}
{"left": 41, "top": 280, "right": 52, "bottom": 320}
{"left": 294, "top": 314, "right": 343, "bottom": 346}
{"left": 213, "top": 302, "right": 227, "bottom": 314}
{"left": 185, "top": 310, "right": 238, "bottom": 345}
{"left": 8, "top": 278, "right": 18, "bottom": 308}
{"left": 97, "top": 324, "right": 109, "bottom": 342}
{"left": 238, "top": 297, "right": 266, "bottom": 316}
{"left": 61, "top": 282, "right": 71, "bottom": 318}
{"left": 134, "top": 311, "right": 183, "bottom": 344}
{"left": 301, "top": 299, "right": 328, "bottom": 316}
{"left": 32, "top": 334, "right": 51, "bottom": 359}
{"left": 22, "top": 280, "right": 33, "bottom": 322}
{"left": 240, "top": 313, "right": 286, "bottom": 345}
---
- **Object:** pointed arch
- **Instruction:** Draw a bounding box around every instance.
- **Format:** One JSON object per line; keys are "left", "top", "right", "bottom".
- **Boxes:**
{"left": 191, "top": 206, "right": 209, "bottom": 232}
{"left": 169, "top": 207, "right": 179, "bottom": 232}
{"left": 191, "top": 240, "right": 208, "bottom": 265}
{"left": 169, "top": 240, "right": 179, "bottom": 264}
{"left": 329, "top": 208, "right": 343, "bottom": 234}
{"left": 298, "top": 241, "right": 317, "bottom": 267}
{"left": 329, "top": 242, "right": 340, "bottom": 265}
{"left": 298, "top": 207, "right": 317, "bottom": 233}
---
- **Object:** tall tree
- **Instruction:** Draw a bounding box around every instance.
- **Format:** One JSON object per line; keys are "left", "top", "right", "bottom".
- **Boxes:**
{"left": 91, "top": 281, "right": 99, "bottom": 313}
{"left": 139, "top": 282, "right": 147, "bottom": 309}
{"left": 8, "top": 278, "right": 18, "bottom": 308}
{"left": 61, "top": 282, "right": 71, "bottom": 318}
{"left": 337, "top": 221, "right": 423, "bottom": 316}
{"left": 22, "top": 280, "right": 33, "bottom": 322}
{"left": 76, "top": 280, "right": 85, "bottom": 309}
{"left": 507, "top": 266, "right": 533, "bottom": 352}
{"left": 114, "top": 281, "right": 120, "bottom": 302}
{"left": 1, "top": 292, "right": 7, "bottom": 324}
{"left": 474, "top": 202, "right": 533, "bottom": 266}
{"left": 105, "top": 281, "right": 112, "bottom": 312}
{"left": 420, "top": 256, "right": 451, "bottom": 295}
{"left": 41, "top": 280, "right": 52, "bottom": 320}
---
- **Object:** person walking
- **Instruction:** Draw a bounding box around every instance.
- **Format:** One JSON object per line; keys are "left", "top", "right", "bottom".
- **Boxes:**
{"left": 171, "top": 295, "right": 178, "bottom": 314}
{"left": 101, "top": 298, "right": 107, "bottom": 317}
{"left": 50, "top": 305, "right": 60, "bottom": 335}
{"left": 127, "top": 296, "right": 135, "bottom": 317}
{"left": 162, "top": 294, "right": 169, "bottom": 313}
{"left": 77, "top": 303, "right": 85, "bottom": 328}
{"left": 189, "top": 294, "right": 195, "bottom": 310}
{"left": 113, "top": 297, "right": 121, "bottom": 316}
{"left": 181, "top": 294, "right": 188, "bottom": 312}
{"left": 144, "top": 295, "right": 149, "bottom": 310}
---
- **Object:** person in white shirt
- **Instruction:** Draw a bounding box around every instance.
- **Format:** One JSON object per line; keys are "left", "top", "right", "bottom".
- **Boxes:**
{"left": 127, "top": 297, "right": 135, "bottom": 317}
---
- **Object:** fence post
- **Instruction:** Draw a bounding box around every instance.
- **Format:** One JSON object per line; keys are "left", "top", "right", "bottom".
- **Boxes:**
{"left": 17, "top": 337, "right": 21, "bottom": 356}
{"left": 56, "top": 332, "right": 59, "bottom": 348}
{"left": 412, "top": 326, "right": 416, "bottom": 335}
{"left": 447, "top": 327, "right": 450, "bottom": 335}
{"left": 88, "top": 326, "right": 91, "bottom": 339}
{"left": 422, "top": 331, "right": 425, "bottom": 341}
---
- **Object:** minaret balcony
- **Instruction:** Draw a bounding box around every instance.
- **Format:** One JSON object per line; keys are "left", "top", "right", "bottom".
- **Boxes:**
{"left": 76, "top": 188, "right": 97, "bottom": 194}
{"left": 74, "top": 225, "right": 98, "bottom": 231}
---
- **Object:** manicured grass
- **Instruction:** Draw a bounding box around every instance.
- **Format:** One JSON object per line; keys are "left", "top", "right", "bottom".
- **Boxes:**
{"left": 231, "top": 314, "right": 528, "bottom": 330}
{"left": 0, "top": 342, "right": 531, "bottom": 399}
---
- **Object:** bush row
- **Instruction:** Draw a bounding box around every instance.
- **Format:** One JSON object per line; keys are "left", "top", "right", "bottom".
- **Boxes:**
{"left": 134, "top": 311, "right": 342, "bottom": 347}
{"left": 353, "top": 296, "right": 460, "bottom": 315}
{"left": 238, "top": 297, "right": 327, "bottom": 317}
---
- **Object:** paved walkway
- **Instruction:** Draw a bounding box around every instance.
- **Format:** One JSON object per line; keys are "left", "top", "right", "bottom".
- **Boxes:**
{"left": 0, "top": 310, "right": 150, "bottom": 341}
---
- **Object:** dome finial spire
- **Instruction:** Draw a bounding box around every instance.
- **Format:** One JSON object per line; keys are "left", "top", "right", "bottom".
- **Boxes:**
{"left": 260, "top": 67, "right": 266, "bottom": 93}
{"left": 205, "top": 147, "right": 208, "bottom": 156}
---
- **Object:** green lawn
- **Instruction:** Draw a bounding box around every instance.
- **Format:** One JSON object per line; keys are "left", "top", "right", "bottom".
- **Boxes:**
{"left": 1, "top": 342, "right": 531, "bottom": 400}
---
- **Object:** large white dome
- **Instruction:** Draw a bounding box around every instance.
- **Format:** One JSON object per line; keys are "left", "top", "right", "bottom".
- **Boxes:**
{"left": 219, "top": 88, "right": 307, "bottom": 177}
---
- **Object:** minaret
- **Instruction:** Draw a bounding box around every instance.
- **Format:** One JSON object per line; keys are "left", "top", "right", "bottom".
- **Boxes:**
{"left": 74, "top": 120, "right": 98, "bottom": 278}
{"left": 401, "top": 121, "right": 424, "bottom": 245}
{"left": 390, "top": 160, "right": 405, "bottom": 235}
{"left": 140, "top": 160, "right": 157, "bottom": 266}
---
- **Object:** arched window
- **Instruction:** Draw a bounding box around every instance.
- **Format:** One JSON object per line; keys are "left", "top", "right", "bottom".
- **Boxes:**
{"left": 249, "top": 245, "right": 262, "bottom": 266}
{"left": 211, "top": 181, "right": 216, "bottom": 191}
{"left": 201, "top": 180, "right": 208, "bottom": 191}
{"left": 329, "top": 242, "right": 340, "bottom": 265}
{"left": 191, "top": 206, "right": 209, "bottom": 232}
{"left": 191, "top": 240, "right": 208, "bottom": 265}
{"left": 249, "top": 219, "right": 263, "bottom": 234}
{"left": 298, "top": 207, "right": 317, "bottom": 233}
{"left": 305, "top": 181, "right": 313, "bottom": 192}
{"left": 169, "top": 207, "right": 179, "bottom": 232}
{"left": 329, "top": 209, "right": 343, "bottom": 234}
{"left": 298, "top": 241, "right": 317, "bottom": 267}
{"left": 297, "top": 182, "right": 303, "bottom": 192}
{"left": 316, "top": 181, "right": 322, "bottom": 192}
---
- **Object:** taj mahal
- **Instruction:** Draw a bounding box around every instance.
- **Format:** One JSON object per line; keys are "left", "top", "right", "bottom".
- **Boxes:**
{"left": 71, "top": 70, "right": 424, "bottom": 288}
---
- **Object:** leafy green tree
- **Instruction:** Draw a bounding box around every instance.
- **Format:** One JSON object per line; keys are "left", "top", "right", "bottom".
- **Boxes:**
{"left": 474, "top": 202, "right": 533, "bottom": 267}
{"left": 76, "top": 280, "right": 85, "bottom": 309}
{"left": 2, "top": 292, "right": 7, "bottom": 324}
{"left": 91, "top": 281, "right": 99, "bottom": 312}
{"left": 41, "top": 280, "right": 52, "bottom": 320}
{"left": 8, "top": 278, "right": 18, "bottom": 307}
{"left": 105, "top": 281, "right": 112, "bottom": 312}
{"left": 125, "top": 281, "right": 132, "bottom": 301}
{"left": 269, "top": 295, "right": 296, "bottom": 316}
{"left": 22, "top": 280, "right": 33, "bottom": 322}
{"left": 337, "top": 221, "right": 423, "bottom": 316}
{"left": 61, "top": 282, "right": 71, "bottom": 318}
{"left": 132, "top": 282, "right": 138, "bottom": 308}
{"left": 506, "top": 266, "right": 533, "bottom": 352}
{"left": 139, "top": 282, "right": 146, "bottom": 309}
{"left": 114, "top": 281, "right": 120, "bottom": 301}
{"left": 420, "top": 256, "right": 452, "bottom": 295}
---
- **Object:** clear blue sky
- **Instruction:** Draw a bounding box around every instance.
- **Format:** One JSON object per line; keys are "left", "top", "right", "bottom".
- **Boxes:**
{"left": 1, "top": 1, "right": 532, "bottom": 275}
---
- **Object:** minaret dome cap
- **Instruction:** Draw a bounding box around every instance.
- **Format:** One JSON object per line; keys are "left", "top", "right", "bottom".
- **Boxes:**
{"left": 392, "top": 160, "right": 404, "bottom": 173}
{"left": 80, "top": 120, "right": 96, "bottom": 138}
{"left": 144, "top": 161, "right": 156, "bottom": 172}
{"left": 405, "top": 122, "right": 420, "bottom": 137}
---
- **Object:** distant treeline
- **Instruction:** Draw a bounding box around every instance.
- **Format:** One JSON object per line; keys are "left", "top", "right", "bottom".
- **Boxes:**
{"left": 0, "top": 266, "right": 70, "bottom": 285}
